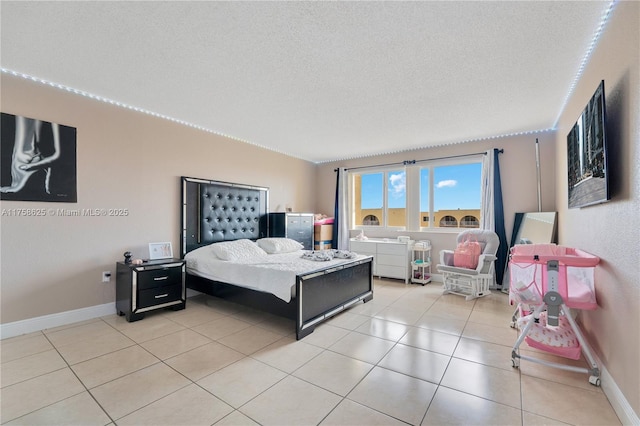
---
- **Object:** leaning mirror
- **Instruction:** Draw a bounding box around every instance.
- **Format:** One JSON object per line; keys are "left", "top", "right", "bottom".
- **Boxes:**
{"left": 513, "top": 212, "right": 558, "bottom": 245}
{"left": 503, "top": 211, "right": 557, "bottom": 292}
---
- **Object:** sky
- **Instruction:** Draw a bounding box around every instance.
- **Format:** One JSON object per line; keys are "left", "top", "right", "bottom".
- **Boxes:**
{"left": 360, "top": 163, "right": 482, "bottom": 211}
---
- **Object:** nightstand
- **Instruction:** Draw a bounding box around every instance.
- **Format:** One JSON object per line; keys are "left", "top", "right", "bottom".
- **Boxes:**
{"left": 116, "top": 258, "right": 186, "bottom": 322}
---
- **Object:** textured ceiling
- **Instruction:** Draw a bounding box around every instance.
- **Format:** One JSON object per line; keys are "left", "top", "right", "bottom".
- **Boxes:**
{"left": 1, "top": 1, "right": 613, "bottom": 163}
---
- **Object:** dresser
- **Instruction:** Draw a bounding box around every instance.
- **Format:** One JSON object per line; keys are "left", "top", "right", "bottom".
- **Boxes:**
{"left": 116, "top": 258, "right": 186, "bottom": 322}
{"left": 349, "top": 238, "right": 413, "bottom": 283}
{"left": 268, "top": 212, "right": 314, "bottom": 250}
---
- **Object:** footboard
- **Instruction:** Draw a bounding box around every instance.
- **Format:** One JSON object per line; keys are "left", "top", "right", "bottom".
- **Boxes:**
{"left": 295, "top": 256, "right": 373, "bottom": 339}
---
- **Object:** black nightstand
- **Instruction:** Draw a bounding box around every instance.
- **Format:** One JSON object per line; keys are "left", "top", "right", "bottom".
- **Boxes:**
{"left": 116, "top": 258, "right": 186, "bottom": 322}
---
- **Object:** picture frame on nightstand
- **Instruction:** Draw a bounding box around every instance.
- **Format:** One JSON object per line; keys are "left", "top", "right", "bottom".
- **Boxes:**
{"left": 148, "top": 242, "right": 173, "bottom": 260}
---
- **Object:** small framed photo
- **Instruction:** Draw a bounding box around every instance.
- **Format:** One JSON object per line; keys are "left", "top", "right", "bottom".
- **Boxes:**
{"left": 148, "top": 242, "right": 173, "bottom": 260}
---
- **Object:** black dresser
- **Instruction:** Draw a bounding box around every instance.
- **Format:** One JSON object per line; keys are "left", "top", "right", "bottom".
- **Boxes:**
{"left": 268, "top": 212, "right": 314, "bottom": 250}
{"left": 116, "top": 258, "right": 186, "bottom": 321}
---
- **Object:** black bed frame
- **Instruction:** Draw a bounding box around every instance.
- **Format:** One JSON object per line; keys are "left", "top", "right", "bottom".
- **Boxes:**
{"left": 180, "top": 176, "right": 373, "bottom": 340}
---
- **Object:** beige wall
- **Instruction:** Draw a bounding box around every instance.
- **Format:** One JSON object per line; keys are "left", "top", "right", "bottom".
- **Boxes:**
{"left": 315, "top": 131, "right": 557, "bottom": 256}
{"left": 553, "top": 1, "right": 639, "bottom": 415}
{"left": 0, "top": 74, "right": 316, "bottom": 324}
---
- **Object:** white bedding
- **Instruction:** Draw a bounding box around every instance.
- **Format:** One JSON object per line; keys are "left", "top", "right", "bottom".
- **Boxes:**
{"left": 184, "top": 245, "right": 369, "bottom": 303}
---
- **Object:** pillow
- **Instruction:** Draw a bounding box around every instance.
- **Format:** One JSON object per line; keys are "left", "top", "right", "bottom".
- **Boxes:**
{"left": 210, "top": 239, "right": 267, "bottom": 261}
{"left": 256, "top": 238, "right": 304, "bottom": 254}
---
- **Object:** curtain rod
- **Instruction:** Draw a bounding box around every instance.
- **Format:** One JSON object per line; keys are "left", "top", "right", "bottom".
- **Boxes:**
{"left": 334, "top": 149, "right": 503, "bottom": 172}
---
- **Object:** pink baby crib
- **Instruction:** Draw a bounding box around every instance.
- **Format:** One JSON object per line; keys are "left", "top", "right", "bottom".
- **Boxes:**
{"left": 508, "top": 243, "right": 601, "bottom": 386}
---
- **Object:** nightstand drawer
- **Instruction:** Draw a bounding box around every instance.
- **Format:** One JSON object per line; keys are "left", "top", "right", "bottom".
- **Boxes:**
{"left": 136, "top": 264, "right": 183, "bottom": 290}
{"left": 137, "top": 284, "right": 183, "bottom": 309}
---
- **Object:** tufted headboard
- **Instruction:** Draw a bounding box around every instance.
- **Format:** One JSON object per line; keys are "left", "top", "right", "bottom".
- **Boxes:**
{"left": 181, "top": 176, "right": 269, "bottom": 256}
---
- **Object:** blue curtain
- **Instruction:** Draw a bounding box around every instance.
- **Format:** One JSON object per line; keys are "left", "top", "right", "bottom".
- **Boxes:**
{"left": 332, "top": 168, "right": 340, "bottom": 248}
{"left": 493, "top": 149, "right": 508, "bottom": 287}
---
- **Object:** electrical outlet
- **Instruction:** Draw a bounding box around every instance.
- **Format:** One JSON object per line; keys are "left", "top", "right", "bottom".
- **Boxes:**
{"left": 102, "top": 271, "right": 111, "bottom": 283}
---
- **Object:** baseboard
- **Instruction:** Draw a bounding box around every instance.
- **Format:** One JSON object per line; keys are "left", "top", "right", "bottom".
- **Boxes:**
{"left": 600, "top": 362, "right": 639, "bottom": 425}
{"left": 573, "top": 319, "right": 638, "bottom": 425}
{"left": 0, "top": 292, "right": 204, "bottom": 340}
{"left": 0, "top": 303, "right": 116, "bottom": 340}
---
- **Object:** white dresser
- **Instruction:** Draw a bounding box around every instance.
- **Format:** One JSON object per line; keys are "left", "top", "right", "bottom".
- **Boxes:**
{"left": 349, "top": 238, "right": 413, "bottom": 283}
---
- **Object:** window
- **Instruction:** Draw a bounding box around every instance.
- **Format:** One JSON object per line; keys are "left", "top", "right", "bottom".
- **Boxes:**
{"left": 352, "top": 169, "right": 406, "bottom": 228}
{"left": 350, "top": 156, "right": 482, "bottom": 231}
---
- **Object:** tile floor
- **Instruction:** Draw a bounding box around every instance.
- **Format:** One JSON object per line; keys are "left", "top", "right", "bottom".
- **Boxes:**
{"left": 1, "top": 279, "right": 621, "bottom": 425}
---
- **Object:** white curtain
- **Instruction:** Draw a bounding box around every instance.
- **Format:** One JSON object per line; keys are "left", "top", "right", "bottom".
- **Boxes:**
{"left": 480, "top": 150, "right": 497, "bottom": 287}
{"left": 481, "top": 149, "right": 495, "bottom": 230}
{"left": 336, "top": 167, "right": 350, "bottom": 250}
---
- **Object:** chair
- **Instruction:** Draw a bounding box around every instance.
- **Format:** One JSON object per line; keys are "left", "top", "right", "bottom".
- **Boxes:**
{"left": 437, "top": 229, "right": 499, "bottom": 300}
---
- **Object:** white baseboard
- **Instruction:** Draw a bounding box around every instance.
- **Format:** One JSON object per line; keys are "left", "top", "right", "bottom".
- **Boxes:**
{"left": 0, "top": 292, "right": 204, "bottom": 340}
{"left": 0, "top": 303, "right": 117, "bottom": 340}
{"left": 567, "top": 318, "right": 638, "bottom": 424}
{"left": 600, "top": 362, "right": 639, "bottom": 425}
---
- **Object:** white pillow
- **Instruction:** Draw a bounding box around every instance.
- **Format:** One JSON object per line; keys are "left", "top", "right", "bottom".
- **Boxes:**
{"left": 256, "top": 238, "right": 304, "bottom": 254}
{"left": 210, "top": 239, "right": 267, "bottom": 261}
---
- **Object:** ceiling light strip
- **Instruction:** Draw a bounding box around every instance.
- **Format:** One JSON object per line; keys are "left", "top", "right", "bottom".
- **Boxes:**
{"left": 0, "top": 68, "right": 299, "bottom": 160}
{"left": 1, "top": 67, "right": 557, "bottom": 164}
{"left": 553, "top": 0, "right": 617, "bottom": 128}
{"left": 315, "top": 128, "right": 554, "bottom": 164}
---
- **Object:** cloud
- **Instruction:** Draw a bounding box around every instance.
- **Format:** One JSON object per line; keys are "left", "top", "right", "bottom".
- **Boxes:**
{"left": 389, "top": 172, "right": 405, "bottom": 197}
{"left": 436, "top": 179, "right": 457, "bottom": 188}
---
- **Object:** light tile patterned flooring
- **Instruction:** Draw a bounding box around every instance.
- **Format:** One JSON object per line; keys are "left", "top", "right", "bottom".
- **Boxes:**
{"left": 1, "top": 279, "right": 621, "bottom": 425}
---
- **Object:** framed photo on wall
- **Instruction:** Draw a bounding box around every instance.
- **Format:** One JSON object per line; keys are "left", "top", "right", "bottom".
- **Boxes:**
{"left": 149, "top": 242, "right": 173, "bottom": 260}
{"left": 1, "top": 112, "right": 77, "bottom": 202}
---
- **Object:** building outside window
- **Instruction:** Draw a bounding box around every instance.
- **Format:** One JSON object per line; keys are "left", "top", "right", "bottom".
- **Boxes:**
{"left": 460, "top": 215, "right": 480, "bottom": 227}
{"left": 362, "top": 214, "right": 380, "bottom": 226}
{"left": 439, "top": 215, "right": 458, "bottom": 227}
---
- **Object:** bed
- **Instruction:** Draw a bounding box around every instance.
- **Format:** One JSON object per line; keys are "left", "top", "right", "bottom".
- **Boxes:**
{"left": 180, "top": 176, "right": 374, "bottom": 340}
